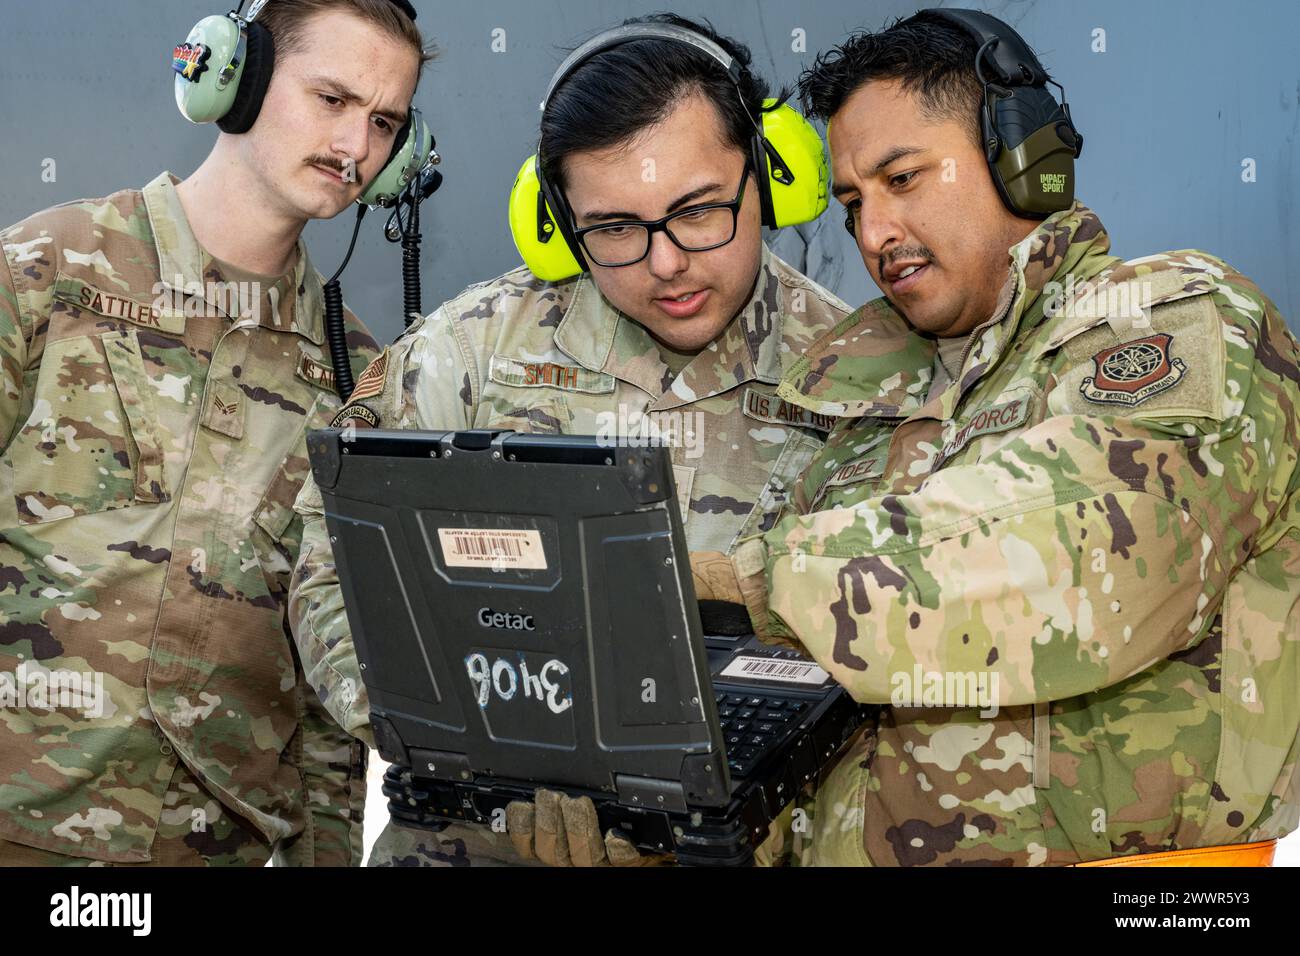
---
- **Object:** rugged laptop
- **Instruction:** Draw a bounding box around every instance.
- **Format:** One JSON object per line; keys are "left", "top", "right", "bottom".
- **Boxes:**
{"left": 307, "top": 428, "right": 873, "bottom": 866}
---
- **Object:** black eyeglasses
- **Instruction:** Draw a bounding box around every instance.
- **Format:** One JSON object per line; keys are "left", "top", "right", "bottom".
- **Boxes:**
{"left": 572, "top": 165, "right": 751, "bottom": 268}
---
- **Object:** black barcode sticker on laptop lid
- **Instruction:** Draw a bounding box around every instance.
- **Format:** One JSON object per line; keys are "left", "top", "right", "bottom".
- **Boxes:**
{"left": 720, "top": 655, "right": 831, "bottom": 687}
{"left": 437, "top": 528, "right": 548, "bottom": 570}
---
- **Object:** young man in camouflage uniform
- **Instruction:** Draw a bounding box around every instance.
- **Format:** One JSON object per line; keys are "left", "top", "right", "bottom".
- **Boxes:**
{"left": 288, "top": 14, "right": 851, "bottom": 866}
{"left": 0, "top": 0, "right": 433, "bottom": 866}
{"left": 698, "top": 10, "right": 1300, "bottom": 866}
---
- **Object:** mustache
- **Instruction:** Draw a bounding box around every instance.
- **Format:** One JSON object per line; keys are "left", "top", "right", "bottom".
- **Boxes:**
{"left": 304, "top": 156, "right": 351, "bottom": 174}
{"left": 879, "top": 245, "right": 937, "bottom": 275}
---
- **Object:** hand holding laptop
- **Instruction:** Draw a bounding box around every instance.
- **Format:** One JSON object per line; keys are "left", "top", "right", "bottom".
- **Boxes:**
{"left": 691, "top": 551, "right": 788, "bottom": 650}
{"left": 691, "top": 551, "right": 748, "bottom": 604}
{"left": 506, "top": 791, "right": 668, "bottom": 867}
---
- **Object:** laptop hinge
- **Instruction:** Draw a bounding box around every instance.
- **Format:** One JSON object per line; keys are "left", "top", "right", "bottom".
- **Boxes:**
{"left": 409, "top": 748, "right": 473, "bottom": 783}
{"left": 614, "top": 774, "right": 688, "bottom": 813}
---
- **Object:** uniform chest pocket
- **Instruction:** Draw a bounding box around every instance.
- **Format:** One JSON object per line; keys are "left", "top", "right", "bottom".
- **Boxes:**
{"left": 5, "top": 330, "right": 169, "bottom": 525}
{"left": 728, "top": 429, "right": 826, "bottom": 547}
{"left": 252, "top": 390, "right": 339, "bottom": 544}
{"left": 483, "top": 399, "right": 571, "bottom": 435}
{"left": 805, "top": 429, "right": 893, "bottom": 512}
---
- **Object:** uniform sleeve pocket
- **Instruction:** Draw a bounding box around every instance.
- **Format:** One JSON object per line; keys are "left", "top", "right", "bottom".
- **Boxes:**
{"left": 1046, "top": 292, "right": 1224, "bottom": 423}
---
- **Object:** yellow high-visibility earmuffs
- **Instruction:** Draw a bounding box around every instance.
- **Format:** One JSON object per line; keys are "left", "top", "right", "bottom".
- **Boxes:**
{"left": 508, "top": 23, "right": 830, "bottom": 282}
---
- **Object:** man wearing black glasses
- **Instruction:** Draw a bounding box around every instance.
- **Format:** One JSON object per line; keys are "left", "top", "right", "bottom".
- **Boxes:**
{"left": 288, "top": 13, "right": 850, "bottom": 866}
{"left": 572, "top": 161, "right": 751, "bottom": 274}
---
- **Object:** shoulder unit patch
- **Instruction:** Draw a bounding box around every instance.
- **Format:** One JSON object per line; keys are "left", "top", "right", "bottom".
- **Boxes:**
{"left": 1080, "top": 333, "right": 1187, "bottom": 407}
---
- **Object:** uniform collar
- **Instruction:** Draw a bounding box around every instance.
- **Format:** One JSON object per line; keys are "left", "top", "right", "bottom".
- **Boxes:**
{"left": 777, "top": 296, "right": 936, "bottom": 418}
{"left": 929, "top": 202, "right": 1115, "bottom": 418}
{"left": 142, "top": 172, "right": 325, "bottom": 344}
{"left": 554, "top": 244, "right": 787, "bottom": 409}
{"left": 780, "top": 202, "right": 1115, "bottom": 418}
{"left": 1008, "top": 201, "right": 1114, "bottom": 339}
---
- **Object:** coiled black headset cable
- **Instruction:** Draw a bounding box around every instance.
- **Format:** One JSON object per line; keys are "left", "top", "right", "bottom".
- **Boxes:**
{"left": 322, "top": 162, "right": 442, "bottom": 402}
{"left": 322, "top": 205, "right": 368, "bottom": 401}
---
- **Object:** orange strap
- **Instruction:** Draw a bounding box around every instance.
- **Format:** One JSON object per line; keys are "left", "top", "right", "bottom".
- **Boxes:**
{"left": 1072, "top": 839, "right": 1276, "bottom": 868}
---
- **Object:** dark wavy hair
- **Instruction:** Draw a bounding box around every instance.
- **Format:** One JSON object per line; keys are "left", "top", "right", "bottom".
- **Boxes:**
{"left": 797, "top": 10, "right": 993, "bottom": 147}
{"left": 539, "top": 12, "right": 786, "bottom": 190}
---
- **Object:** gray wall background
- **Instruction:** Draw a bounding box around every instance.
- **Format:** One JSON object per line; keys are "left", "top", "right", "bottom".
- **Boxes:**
{"left": 1, "top": 0, "right": 1297, "bottom": 344}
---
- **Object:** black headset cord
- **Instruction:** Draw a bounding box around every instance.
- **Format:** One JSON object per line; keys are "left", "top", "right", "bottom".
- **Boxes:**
{"left": 400, "top": 183, "right": 421, "bottom": 329}
{"left": 323, "top": 203, "right": 368, "bottom": 401}
{"left": 387, "top": 165, "right": 443, "bottom": 329}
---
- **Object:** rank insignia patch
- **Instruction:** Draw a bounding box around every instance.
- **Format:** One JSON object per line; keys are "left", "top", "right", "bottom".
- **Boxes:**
{"left": 1081, "top": 333, "right": 1187, "bottom": 407}
{"left": 172, "top": 43, "right": 212, "bottom": 83}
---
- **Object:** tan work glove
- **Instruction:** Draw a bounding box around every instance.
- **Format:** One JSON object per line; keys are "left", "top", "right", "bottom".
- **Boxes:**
{"left": 505, "top": 790, "right": 668, "bottom": 867}
{"left": 690, "top": 547, "right": 774, "bottom": 641}
{"left": 691, "top": 551, "right": 746, "bottom": 604}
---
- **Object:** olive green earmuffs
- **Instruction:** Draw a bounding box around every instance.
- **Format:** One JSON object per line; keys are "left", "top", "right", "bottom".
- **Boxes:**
{"left": 925, "top": 7, "right": 1083, "bottom": 219}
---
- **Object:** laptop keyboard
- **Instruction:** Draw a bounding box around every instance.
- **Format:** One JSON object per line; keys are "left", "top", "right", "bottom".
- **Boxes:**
{"left": 714, "top": 692, "right": 810, "bottom": 778}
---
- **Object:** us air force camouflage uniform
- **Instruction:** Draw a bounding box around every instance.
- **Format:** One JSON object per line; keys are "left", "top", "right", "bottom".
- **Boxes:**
{"left": 289, "top": 245, "right": 851, "bottom": 864}
{"left": 740, "top": 203, "right": 1300, "bottom": 865}
{"left": 0, "top": 173, "right": 376, "bottom": 865}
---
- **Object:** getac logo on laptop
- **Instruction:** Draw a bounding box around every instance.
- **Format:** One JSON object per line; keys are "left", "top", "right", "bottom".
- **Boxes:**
{"left": 477, "top": 607, "right": 536, "bottom": 631}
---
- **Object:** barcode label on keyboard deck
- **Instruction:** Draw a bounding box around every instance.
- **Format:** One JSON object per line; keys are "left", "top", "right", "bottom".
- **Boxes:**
{"left": 437, "top": 528, "right": 548, "bottom": 570}
{"left": 720, "top": 655, "right": 830, "bottom": 686}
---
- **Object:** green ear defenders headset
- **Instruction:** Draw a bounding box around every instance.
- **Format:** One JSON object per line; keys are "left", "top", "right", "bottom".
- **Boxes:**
{"left": 923, "top": 8, "right": 1083, "bottom": 219}
{"left": 508, "top": 23, "right": 831, "bottom": 283}
{"left": 172, "top": 0, "right": 434, "bottom": 208}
